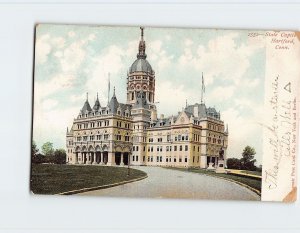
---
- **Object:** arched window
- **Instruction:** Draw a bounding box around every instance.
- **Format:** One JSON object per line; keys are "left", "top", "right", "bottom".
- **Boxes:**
{"left": 131, "top": 92, "right": 134, "bottom": 100}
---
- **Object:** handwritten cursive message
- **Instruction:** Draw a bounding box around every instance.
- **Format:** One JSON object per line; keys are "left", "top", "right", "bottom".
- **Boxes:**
{"left": 264, "top": 75, "right": 297, "bottom": 190}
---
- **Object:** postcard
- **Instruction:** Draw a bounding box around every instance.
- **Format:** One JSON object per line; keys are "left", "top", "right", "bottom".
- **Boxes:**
{"left": 31, "top": 24, "right": 299, "bottom": 202}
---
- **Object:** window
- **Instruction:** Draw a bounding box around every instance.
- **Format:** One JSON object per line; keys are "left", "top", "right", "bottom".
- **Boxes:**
{"left": 136, "top": 146, "right": 139, "bottom": 151}
{"left": 136, "top": 156, "right": 138, "bottom": 161}
{"left": 160, "top": 156, "right": 162, "bottom": 162}
{"left": 83, "top": 136, "right": 88, "bottom": 141}
{"left": 179, "top": 157, "right": 182, "bottom": 162}
{"left": 143, "top": 146, "right": 145, "bottom": 152}
{"left": 185, "top": 145, "right": 188, "bottom": 151}
{"left": 131, "top": 92, "right": 134, "bottom": 100}
{"left": 158, "top": 138, "right": 162, "bottom": 142}
{"left": 180, "top": 145, "right": 182, "bottom": 151}
{"left": 167, "top": 135, "right": 171, "bottom": 141}
{"left": 156, "top": 156, "right": 159, "bottom": 162}
{"left": 160, "top": 146, "right": 162, "bottom": 152}
{"left": 133, "top": 146, "right": 135, "bottom": 151}
{"left": 182, "top": 136, "right": 184, "bottom": 141}
{"left": 143, "top": 156, "right": 145, "bottom": 162}
{"left": 151, "top": 147, "right": 153, "bottom": 152}
{"left": 157, "top": 147, "right": 159, "bottom": 152}
{"left": 166, "top": 146, "right": 169, "bottom": 152}
{"left": 174, "top": 157, "right": 177, "bottom": 162}
{"left": 178, "top": 135, "right": 181, "bottom": 141}
{"left": 185, "top": 135, "right": 188, "bottom": 140}
{"left": 132, "top": 155, "right": 135, "bottom": 161}
{"left": 90, "top": 135, "right": 94, "bottom": 141}
{"left": 175, "top": 137, "right": 177, "bottom": 141}
{"left": 185, "top": 157, "right": 187, "bottom": 163}
{"left": 174, "top": 146, "right": 177, "bottom": 151}
{"left": 104, "top": 134, "right": 109, "bottom": 140}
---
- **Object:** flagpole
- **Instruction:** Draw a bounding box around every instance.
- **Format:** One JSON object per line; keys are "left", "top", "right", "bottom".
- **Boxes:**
{"left": 201, "top": 72, "right": 204, "bottom": 104}
{"left": 107, "top": 72, "right": 110, "bottom": 104}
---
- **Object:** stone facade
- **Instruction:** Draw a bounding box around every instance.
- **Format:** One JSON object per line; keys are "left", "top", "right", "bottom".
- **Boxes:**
{"left": 66, "top": 27, "right": 228, "bottom": 168}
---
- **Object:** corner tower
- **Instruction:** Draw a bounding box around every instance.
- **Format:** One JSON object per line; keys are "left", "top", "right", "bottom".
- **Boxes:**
{"left": 127, "top": 27, "right": 155, "bottom": 105}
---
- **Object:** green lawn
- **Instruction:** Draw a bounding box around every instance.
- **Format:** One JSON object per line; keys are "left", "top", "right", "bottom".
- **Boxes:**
{"left": 31, "top": 164, "right": 147, "bottom": 195}
{"left": 165, "top": 167, "right": 261, "bottom": 195}
{"left": 240, "top": 170, "right": 262, "bottom": 176}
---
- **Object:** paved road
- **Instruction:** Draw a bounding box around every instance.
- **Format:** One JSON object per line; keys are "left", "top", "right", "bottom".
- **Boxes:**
{"left": 78, "top": 166, "right": 260, "bottom": 201}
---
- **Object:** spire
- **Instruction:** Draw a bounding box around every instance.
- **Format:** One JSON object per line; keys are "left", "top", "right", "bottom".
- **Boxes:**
{"left": 141, "top": 26, "right": 144, "bottom": 41}
{"left": 86, "top": 92, "right": 88, "bottom": 101}
{"left": 113, "top": 86, "right": 116, "bottom": 97}
{"left": 66, "top": 127, "right": 69, "bottom": 133}
{"left": 137, "top": 27, "right": 146, "bottom": 59}
{"left": 186, "top": 99, "right": 188, "bottom": 108}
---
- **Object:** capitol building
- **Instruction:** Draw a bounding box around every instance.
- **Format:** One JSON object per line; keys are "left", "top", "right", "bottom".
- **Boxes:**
{"left": 66, "top": 27, "right": 228, "bottom": 168}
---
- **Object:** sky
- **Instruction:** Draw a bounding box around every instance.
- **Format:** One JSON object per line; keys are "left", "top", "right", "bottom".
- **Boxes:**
{"left": 33, "top": 24, "right": 266, "bottom": 164}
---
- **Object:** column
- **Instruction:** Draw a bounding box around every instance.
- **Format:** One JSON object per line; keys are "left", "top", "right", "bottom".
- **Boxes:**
{"left": 92, "top": 152, "right": 97, "bottom": 165}
{"left": 100, "top": 152, "right": 104, "bottom": 165}
{"left": 120, "top": 153, "right": 124, "bottom": 166}
{"left": 80, "top": 152, "right": 84, "bottom": 164}
{"left": 87, "top": 152, "right": 91, "bottom": 164}
{"left": 107, "top": 152, "right": 116, "bottom": 166}
{"left": 74, "top": 153, "right": 78, "bottom": 164}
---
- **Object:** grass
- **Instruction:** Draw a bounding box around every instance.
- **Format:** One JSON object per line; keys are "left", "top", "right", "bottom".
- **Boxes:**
{"left": 240, "top": 170, "right": 262, "bottom": 176}
{"left": 30, "top": 164, "right": 147, "bottom": 195}
{"left": 164, "top": 167, "right": 262, "bottom": 195}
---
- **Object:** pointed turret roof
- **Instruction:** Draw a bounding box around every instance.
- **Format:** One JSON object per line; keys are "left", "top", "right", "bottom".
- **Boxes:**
{"left": 81, "top": 92, "right": 92, "bottom": 113}
{"left": 108, "top": 87, "right": 119, "bottom": 114}
{"left": 93, "top": 93, "right": 101, "bottom": 111}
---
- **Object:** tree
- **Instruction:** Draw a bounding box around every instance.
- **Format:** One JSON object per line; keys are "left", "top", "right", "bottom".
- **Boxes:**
{"left": 31, "top": 140, "right": 39, "bottom": 156}
{"left": 54, "top": 149, "right": 66, "bottom": 164}
{"left": 227, "top": 158, "right": 241, "bottom": 170}
{"left": 42, "top": 142, "right": 54, "bottom": 156}
{"left": 240, "top": 146, "right": 257, "bottom": 171}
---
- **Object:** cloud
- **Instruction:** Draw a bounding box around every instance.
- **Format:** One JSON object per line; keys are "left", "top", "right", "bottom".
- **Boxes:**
{"left": 60, "top": 40, "right": 86, "bottom": 73}
{"left": 35, "top": 34, "right": 51, "bottom": 64}
{"left": 209, "top": 85, "right": 235, "bottom": 101}
{"left": 35, "top": 73, "right": 76, "bottom": 99}
{"left": 177, "top": 32, "right": 263, "bottom": 87}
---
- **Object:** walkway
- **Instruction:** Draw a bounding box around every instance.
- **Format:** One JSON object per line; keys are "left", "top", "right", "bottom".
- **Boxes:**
{"left": 78, "top": 166, "right": 260, "bottom": 201}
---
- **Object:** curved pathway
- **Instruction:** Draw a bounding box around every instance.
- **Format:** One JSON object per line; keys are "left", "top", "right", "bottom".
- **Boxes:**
{"left": 78, "top": 166, "right": 260, "bottom": 201}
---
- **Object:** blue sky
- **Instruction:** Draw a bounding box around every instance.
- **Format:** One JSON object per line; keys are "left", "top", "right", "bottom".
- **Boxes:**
{"left": 33, "top": 24, "right": 266, "bottom": 164}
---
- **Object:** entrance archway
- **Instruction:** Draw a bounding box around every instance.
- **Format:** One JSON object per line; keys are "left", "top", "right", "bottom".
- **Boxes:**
{"left": 115, "top": 152, "right": 121, "bottom": 165}
{"left": 102, "top": 151, "right": 108, "bottom": 164}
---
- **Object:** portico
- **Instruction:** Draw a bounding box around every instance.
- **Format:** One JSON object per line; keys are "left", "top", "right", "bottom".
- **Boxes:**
{"left": 73, "top": 145, "right": 130, "bottom": 166}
